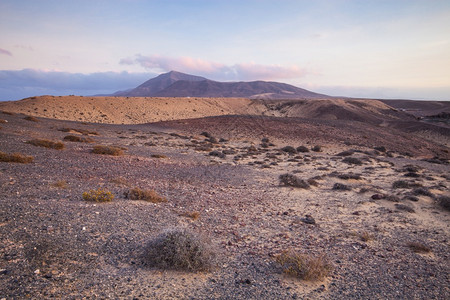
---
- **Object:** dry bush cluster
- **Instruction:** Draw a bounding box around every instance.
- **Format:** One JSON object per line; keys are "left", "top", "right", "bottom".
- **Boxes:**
{"left": 125, "top": 187, "right": 167, "bottom": 203}
{"left": 279, "top": 173, "right": 310, "bottom": 189}
{"left": 92, "top": 145, "right": 124, "bottom": 156}
{"left": 0, "top": 151, "right": 34, "bottom": 163}
{"left": 82, "top": 189, "right": 114, "bottom": 202}
{"left": 144, "top": 228, "right": 217, "bottom": 272}
{"left": 27, "top": 139, "right": 65, "bottom": 150}
{"left": 275, "top": 250, "right": 333, "bottom": 281}
{"left": 63, "top": 135, "right": 94, "bottom": 143}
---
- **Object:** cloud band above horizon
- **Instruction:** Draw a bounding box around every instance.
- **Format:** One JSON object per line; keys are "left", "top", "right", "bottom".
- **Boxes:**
{"left": 120, "top": 54, "right": 307, "bottom": 81}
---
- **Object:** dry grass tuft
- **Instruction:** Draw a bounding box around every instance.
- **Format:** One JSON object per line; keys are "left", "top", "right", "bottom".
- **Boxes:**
{"left": 144, "top": 228, "right": 217, "bottom": 272}
{"left": 407, "top": 242, "right": 431, "bottom": 253}
{"left": 0, "top": 151, "right": 34, "bottom": 163}
{"left": 92, "top": 145, "right": 124, "bottom": 156}
{"left": 51, "top": 180, "right": 68, "bottom": 189}
{"left": 181, "top": 211, "right": 201, "bottom": 221}
{"left": 125, "top": 187, "right": 167, "bottom": 203}
{"left": 27, "top": 139, "right": 65, "bottom": 150}
{"left": 82, "top": 189, "right": 114, "bottom": 202}
{"left": 24, "top": 116, "right": 39, "bottom": 122}
{"left": 63, "top": 135, "right": 94, "bottom": 143}
{"left": 359, "top": 231, "right": 374, "bottom": 242}
{"left": 58, "top": 127, "right": 99, "bottom": 135}
{"left": 110, "top": 177, "right": 131, "bottom": 186}
{"left": 151, "top": 154, "right": 167, "bottom": 159}
{"left": 275, "top": 250, "right": 333, "bottom": 281}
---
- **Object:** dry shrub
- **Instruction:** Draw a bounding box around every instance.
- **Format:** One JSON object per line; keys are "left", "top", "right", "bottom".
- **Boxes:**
{"left": 392, "top": 180, "right": 411, "bottom": 189}
{"left": 342, "top": 157, "right": 363, "bottom": 165}
{"left": 407, "top": 242, "right": 431, "bottom": 253}
{"left": 24, "top": 116, "right": 39, "bottom": 122}
{"left": 395, "top": 203, "right": 415, "bottom": 213}
{"left": 125, "top": 187, "right": 167, "bottom": 203}
{"left": 92, "top": 145, "right": 124, "bottom": 156}
{"left": 151, "top": 154, "right": 167, "bottom": 159}
{"left": 63, "top": 135, "right": 94, "bottom": 143}
{"left": 82, "top": 189, "right": 114, "bottom": 202}
{"left": 332, "top": 183, "right": 352, "bottom": 191}
{"left": 275, "top": 250, "right": 333, "bottom": 281}
{"left": 437, "top": 196, "right": 450, "bottom": 211}
{"left": 312, "top": 145, "right": 322, "bottom": 152}
{"left": 279, "top": 174, "right": 310, "bottom": 189}
{"left": 281, "top": 146, "right": 297, "bottom": 154}
{"left": 144, "top": 228, "right": 217, "bottom": 272}
{"left": 296, "top": 146, "right": 309, "bottom": 153}
{"left": 337, "top": 173, "right": 361, "bottom": 180}
{"left": 27, "top": 139, "right": 65, "bottom": 150}
{"left": 359, "top": 231, "right": 373, "bottom": 242}
{"left": 181, "top": 211, "right": 200, "bottom": 220}
{"left": 0, "top": 151, "right": 34, "bottom": 163}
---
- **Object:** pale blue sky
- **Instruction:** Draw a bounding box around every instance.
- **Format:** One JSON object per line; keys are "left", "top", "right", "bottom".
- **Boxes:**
{"left": 1, "top": 0, "right": 449, "bottom": 100}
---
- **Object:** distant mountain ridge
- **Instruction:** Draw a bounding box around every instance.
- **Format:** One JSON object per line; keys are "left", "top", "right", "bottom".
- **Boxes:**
{"left": 112, "top": 70, "right": 330, "bottom": 99}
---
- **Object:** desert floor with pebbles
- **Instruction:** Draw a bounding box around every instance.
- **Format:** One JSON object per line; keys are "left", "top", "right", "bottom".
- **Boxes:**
{"left": 0, "top": 100, "right": 449, "bottom": 299}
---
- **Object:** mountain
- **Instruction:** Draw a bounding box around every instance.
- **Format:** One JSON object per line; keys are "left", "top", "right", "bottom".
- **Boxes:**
{"left": 112, "top": 71, "right": 330, "bottom": 99}
{"left": 113, "top": 71, "right": 207, "bottom": 97}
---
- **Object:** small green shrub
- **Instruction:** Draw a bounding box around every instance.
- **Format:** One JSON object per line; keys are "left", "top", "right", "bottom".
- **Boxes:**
{"left": 92, "top": 145, "right": 124, "bottom": 156}
{"left": 0, "top": 151, "right": 34, "bottom": 163}
{"left": 125, "top": 187, "right": 167, "bottom": 203}
{"left": 275, "top": 250, "right": 333, "bottom": 281}
{"left": 144, "top": 228, "right": 217, "bottom": 271}
{"left": 279, "top": 174, "right": 310, "bottom": 189}
{"left": 27, "top": 139, "right": 65, "bottom": 150}
{"left": 82, "top": 189, "right": 114, "bottom": 202}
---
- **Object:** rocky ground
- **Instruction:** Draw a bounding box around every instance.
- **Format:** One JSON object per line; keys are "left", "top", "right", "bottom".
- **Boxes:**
{"left": 0, "top": 109, "right": 449, "bottom": 299}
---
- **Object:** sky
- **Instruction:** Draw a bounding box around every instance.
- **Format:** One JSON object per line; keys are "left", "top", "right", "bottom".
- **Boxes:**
{"left": 1, "top": 0, "right": 449, "bottom": 101}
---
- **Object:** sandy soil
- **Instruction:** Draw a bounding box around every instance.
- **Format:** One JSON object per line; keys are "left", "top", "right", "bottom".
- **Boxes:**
{"left": 0, "top": 108, "right": 449, "bottom": 299}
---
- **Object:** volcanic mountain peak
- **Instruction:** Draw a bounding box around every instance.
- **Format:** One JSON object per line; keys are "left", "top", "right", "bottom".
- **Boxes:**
{"left": 113, "top": 71, "right": 330, "bottom": 99}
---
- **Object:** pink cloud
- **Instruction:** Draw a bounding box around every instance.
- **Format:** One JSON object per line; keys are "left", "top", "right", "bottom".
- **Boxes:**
{"left": 0, "top": 48, "right": 13, "bottom": 56}
{"left": 120, "top": 54, "right": 307, "bottom": 81}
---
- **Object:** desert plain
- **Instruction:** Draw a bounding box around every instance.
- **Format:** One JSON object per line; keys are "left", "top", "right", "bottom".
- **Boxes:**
{"left": 0, "top": 96, "right": 449, "bottom": 299}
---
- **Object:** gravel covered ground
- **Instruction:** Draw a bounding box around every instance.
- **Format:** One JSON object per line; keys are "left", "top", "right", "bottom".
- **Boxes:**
{"left": 0, "top": 112, "right": 449, "bottom": 299}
